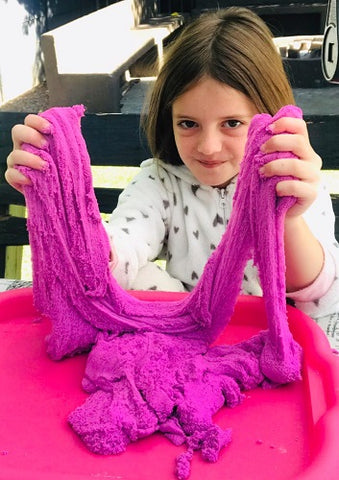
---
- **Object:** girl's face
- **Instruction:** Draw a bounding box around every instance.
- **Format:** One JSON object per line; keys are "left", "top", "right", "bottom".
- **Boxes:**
{"left": 172, "top": 76, "right": 258, "bottom": 187}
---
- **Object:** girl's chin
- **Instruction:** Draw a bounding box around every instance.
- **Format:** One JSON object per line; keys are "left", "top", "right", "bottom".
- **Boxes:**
{"left": 190, "top": 162, "right": 239, "bottom": 187}
{"left": 197, "top": 173, "right": 238, "bottom": 189}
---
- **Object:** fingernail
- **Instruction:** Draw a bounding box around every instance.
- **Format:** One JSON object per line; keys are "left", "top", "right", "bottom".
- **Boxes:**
{"left": 40, "top": 160, "right": 48, "bottom": 170}
{"left": 41, "top": 123, "right": 51, "bottom": 134}
{"left": 40, "top": 138, "right": 49, "bottom": 148}
{"left": 267, "top": 123, "right": 275, "bottom": 133}
{"left": 260, "top": 144, "right": 267, "bottom": 153}
{"left": 259, "top": 166, "right": 265, "bottom": 175}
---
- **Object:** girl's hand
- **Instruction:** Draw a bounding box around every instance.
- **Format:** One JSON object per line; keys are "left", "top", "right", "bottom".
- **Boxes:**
{"left": 260, "top": 116, "right": 325, "bottom": 292}
{"left": 260, "top": 116, "right": 322, "bottom": 218}
{"left": 5, "top": 114, "right": 51, "bottom": 193}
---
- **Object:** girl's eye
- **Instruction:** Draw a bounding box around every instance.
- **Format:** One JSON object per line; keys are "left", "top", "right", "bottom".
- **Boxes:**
{"left": 224, "top": 119, "right": 242, "bottom": 129}
{"left": 178, "top": 120, "right": 198, "bottom": 129}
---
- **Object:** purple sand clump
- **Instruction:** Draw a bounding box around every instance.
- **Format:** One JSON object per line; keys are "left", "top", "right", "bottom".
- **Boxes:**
{"left": 19, "top": 104, "right": 303, "bottom": 478}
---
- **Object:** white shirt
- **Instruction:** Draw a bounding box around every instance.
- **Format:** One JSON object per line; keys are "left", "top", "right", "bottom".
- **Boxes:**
{"left": 105, "top": 158, "right": 339, "bottom": 346}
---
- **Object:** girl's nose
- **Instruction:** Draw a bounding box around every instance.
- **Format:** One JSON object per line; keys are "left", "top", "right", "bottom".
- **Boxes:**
{"left": 197, "top": 129, "right": 222, "bottom": 156}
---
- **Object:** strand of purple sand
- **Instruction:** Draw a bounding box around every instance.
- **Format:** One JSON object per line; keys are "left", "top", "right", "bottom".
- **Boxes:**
{"left": 19, "top": 104, "right": 302, "bottom": 480}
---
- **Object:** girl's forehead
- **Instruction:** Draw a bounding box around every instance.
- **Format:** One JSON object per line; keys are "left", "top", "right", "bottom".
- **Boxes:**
{"left": 172, "top": 77, "right": 258, "bottom": 118}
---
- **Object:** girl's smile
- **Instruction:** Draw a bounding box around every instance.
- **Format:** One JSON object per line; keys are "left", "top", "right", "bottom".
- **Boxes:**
{"left": 172, "top": 77, "right": 258, "bottom": 187}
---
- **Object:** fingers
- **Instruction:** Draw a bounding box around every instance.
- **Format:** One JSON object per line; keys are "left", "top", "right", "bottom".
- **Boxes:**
{"left": 7, "top": 149, "right": 47, "bottom": 170}
{"left": 259, "top": 116, "right": 322, "bottom": 218}
{"left": 260, "top": 116, "right": 322, "bottom": 179}
{"left": 262, "top": 134, "right": 322, "bottom": 169}
{"left": 268, "top": 116, "right": 308, "bottom": 136}
{"left": 260, "top": 157, "right": 321, "bottom": 217}
{"left": 5, "top": 167, "right": 32, "bottom": 193}
{"left": 24, "top": 113, "right": 51, "bottom": 133}
{"left": 260, "top": 156, "right": 321, "bottom": 183}
{"left": 276, "top": 180, "right": 318, "bottom": 217}
{"left": 276, "top": 179, "right": 318, "bottom": 201}
{"left": 261, "top": 117, "right": 321, "bottom": 168}
{"left": 262, "top": 133, "right": 311, "bottom": 159}
{"left": 6, "top": 114, "right": 50, "bottom": 192}
{"left": 5, "top": 150, "right": 47, "bottom": 192}
{"left": 11, "top": 113, "right": 50, "bottom": 150}
{"left": 11, "top": 123, "right": 49, "bottom": 150}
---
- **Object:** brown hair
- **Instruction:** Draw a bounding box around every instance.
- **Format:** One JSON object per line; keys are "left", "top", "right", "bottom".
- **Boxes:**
{"left": 143, "top": 7, "right": 295, "bottom": 165}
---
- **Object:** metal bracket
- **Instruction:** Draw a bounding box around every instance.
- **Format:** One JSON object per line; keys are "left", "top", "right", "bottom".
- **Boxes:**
{"left": 322, "top": 0, "right": 339, "bottom": 83}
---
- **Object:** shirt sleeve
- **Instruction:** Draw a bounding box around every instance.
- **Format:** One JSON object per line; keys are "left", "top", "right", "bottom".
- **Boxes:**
{"left": 103, "top": 162, "right": 171, "bottom": 289}
{"left": 287, "top": 181, "right": 339, "bottom": 318}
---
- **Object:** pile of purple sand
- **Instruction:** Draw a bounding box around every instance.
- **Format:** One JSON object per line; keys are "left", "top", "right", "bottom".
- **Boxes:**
{"left": 20, "top": 104, "right": 302, "bottom": 480}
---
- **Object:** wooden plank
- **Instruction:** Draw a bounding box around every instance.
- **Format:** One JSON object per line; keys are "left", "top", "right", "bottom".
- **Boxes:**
{"left": 81, "top": 114, "right": 150, "bottom": 166}
{"left": 304, "top": 115, "right": 339, "bottom": 169}
{"left": 0, "top": 248, "right": 5, "bottom": 278}
{"left": 332, "top": 194, "right": 339, "bottom": 241}
{"left": 0, "top": 184, "right": 26, "bottom": 206}
{"left": 1, "top": 112, "right": 338, "bottom": 170}
{"left": 1, "top": 191, "right": 338, "bottom": 242}
{"left": 0, "top": 108, "right": 338, "bottom": 278}
{"left": 4, "top": 206, "right": 25, "bottom": 278}
{"left": 95, "top": 187, "right": 123, "bottom": 214}
{"left": 5, "top": 246, "right": 23, "bottom": 278}
{"left": 0, "top": 216, "right": 28, "bottom": 245}
{"left": 0, "top": 184, "right": 123, "bottom": 216}
{"left": 0, "top": 112, "right": 27, "bottom": 180}
{"left": 0, "top": 112, "right": 149, "bottom": 176}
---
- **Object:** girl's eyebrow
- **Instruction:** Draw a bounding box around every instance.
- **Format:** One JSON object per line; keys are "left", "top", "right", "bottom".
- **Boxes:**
{"left": 173, "top": 113, "right": 252, "bottom": 121}
{"left": 174, "top": 115, "right": 196, "bottom": 119}
{"left": 173, "top": 114, "right": 196, "bottom": 119}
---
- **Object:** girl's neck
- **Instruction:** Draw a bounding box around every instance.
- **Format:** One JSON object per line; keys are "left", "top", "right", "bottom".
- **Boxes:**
{"left": 212, "top": 174, "right": 238, "bottom": 189}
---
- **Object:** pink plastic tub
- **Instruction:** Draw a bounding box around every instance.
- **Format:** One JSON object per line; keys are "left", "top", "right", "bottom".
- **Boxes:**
{"left": 0, "top": 288, "right": 338, "bottom": 480}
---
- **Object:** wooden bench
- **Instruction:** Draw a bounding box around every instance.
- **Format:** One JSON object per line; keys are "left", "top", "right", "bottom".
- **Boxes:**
{"left": 0, "top": 111, "right": 338, "bottom": 278}
{"left": 41, "top": 0, "right": 183, "bottom": 113}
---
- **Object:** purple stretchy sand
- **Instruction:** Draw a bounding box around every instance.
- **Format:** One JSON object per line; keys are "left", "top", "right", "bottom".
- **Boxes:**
{"left": 20, "top": 104, "right": 303, "bottom": 480}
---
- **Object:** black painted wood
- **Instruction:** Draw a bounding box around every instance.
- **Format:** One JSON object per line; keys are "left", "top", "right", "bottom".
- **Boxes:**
{"left": 0, "top": 112, "right": 150, "bottom": 176}
{"left": 0, "top": 111, "right": 338, "bottom": 277}
{"left": 1, "top": 112, "right": 337, "bottom": 171}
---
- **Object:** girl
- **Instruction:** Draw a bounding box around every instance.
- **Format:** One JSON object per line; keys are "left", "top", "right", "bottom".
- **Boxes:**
{"left": 5, "top": 8, "right": 339, "bottom": 347}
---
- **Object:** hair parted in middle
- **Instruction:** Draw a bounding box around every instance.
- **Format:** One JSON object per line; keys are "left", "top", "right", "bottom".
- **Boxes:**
{"left": 142, "top": 7, "right": 295, "bottom": 165}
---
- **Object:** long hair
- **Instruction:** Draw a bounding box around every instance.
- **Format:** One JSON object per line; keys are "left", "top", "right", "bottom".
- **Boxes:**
{"left": 142, "top": 7, "right": 295, "bottom": 165}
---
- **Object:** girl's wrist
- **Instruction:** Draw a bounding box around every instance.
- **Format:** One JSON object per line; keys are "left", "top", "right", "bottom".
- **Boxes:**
{"left": 283, "top": 215, "right": 324, "bottom": 292}
{"left": 283, "top": 215, "right": 304, "bottom": 237}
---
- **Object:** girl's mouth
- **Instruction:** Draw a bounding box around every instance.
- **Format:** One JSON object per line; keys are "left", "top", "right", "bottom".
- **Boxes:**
{"left": 198, "top": 160, "right": 225, "bottom": 168}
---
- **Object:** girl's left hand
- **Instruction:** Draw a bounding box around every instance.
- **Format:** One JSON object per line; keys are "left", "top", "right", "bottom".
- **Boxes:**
{"left": 260, "top": 116, "right": 322, "bottom": 218}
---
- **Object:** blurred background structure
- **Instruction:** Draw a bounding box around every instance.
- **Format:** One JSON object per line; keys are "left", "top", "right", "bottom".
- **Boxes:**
{"left": 0, "top": 0, "right": 336, "bottom": 112}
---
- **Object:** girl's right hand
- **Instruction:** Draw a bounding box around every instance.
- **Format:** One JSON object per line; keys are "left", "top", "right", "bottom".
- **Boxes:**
{"left": 5, "top": 114, "right": 51, "bottom": 193}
